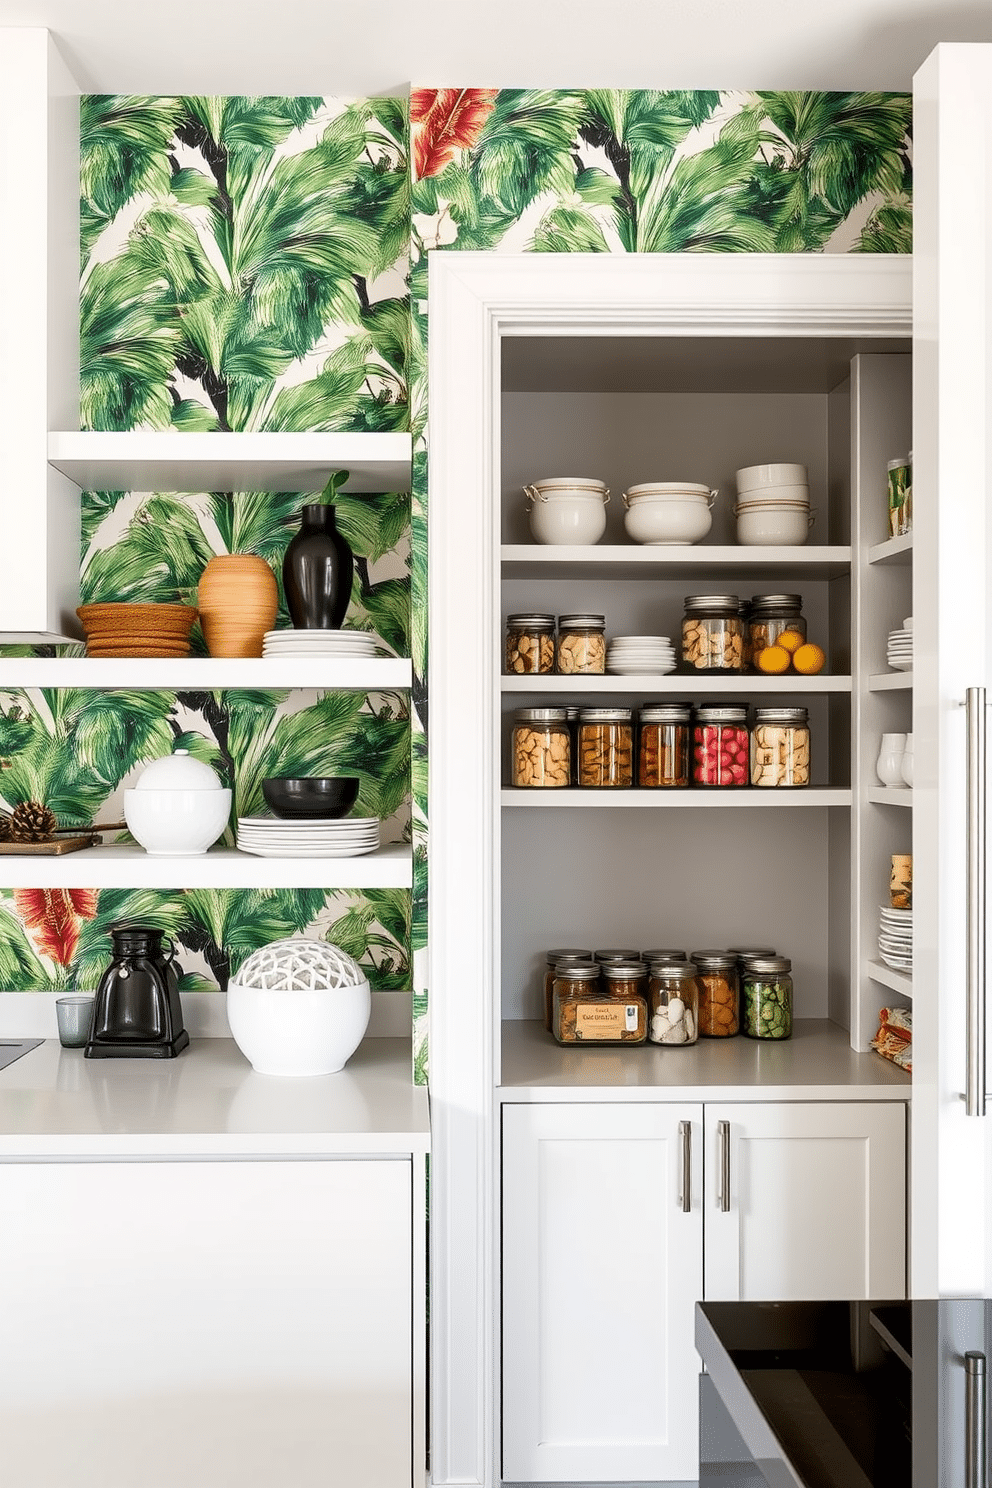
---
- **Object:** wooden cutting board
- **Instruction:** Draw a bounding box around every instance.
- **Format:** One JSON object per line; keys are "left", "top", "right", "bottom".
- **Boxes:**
{"left": 0, "top": 835, "right": 99, "bottom": 855}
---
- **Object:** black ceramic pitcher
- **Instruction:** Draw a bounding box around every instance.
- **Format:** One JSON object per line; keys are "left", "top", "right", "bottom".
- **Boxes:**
{"left": 85, "top": 925, "right": 189, "bottom": 1059}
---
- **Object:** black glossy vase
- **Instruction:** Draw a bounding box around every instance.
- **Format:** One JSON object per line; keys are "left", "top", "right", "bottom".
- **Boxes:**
{"left": 283, "top": 503, "right": 354, "bottom": 630}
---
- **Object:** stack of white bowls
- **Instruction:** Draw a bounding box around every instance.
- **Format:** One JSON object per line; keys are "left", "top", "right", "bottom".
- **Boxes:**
{"left": 734, "top": 463, "right": 814, "bottom": 546}
{"left": 621, "top": 482, "right": 716, "bottom": 546}
{"left": 524, "top": 477, "right": 609, "bottom": 545}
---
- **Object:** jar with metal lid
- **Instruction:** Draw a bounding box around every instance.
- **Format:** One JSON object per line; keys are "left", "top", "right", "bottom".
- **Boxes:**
{"left": 729, "top": 946, "right": 777, "bottom": 989}
{"left": 595, "top": 947, "right": 642, "bottom": 964}
{"left": 647, "top": 960, "right": 700, "bottom": 1045}
{"left": 692, "top": 705, "right": 749, "bottom": 787}
{"left": 553, "top": 962, "right": 646, "bottom": 1044}
{"left": 601, "top": 959, "right": 648, "bottom": 1008}
{"left": 741, "top": 955, "right": 793, "bottom": 1039}
{"left": 543, "top": 948, "right": 593, "bottom": 1031}
{"left": 745, "top": 594, "right": 806, "bottom": 669}
{"left": 681, "top": 595, "right": 744, "bottom": 673}
{"left": 578, "top": 707, "right": 634, "bottom": 788}
{"left": 564, "top": 706, "right": 581, "bottom": 785}
{"left": 691, "top": 950, "right": 740, "bottom": 1037}
{"left": 556, "top": 613, "right": 606, "bottom": 675}
{"left": 638, "top": 704, "right": 691, "bottom": 788}
{"left": 751, "top": 707, "right": 810, "bottom": 788}
{"left": 642, "top": 948, "right": 687, "bottom": 963}
{"left": 505, "top": 613, "right": 555, "bottom": 674}
{"left": 511, "top": 708, "right": 570, "bottom": 788}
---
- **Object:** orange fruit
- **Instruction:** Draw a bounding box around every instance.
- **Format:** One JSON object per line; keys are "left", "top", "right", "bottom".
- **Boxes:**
{"left": 776, "top": 629, "right": 805, "bottom": 654}
{"left": 756, "top": 644, "right": 791, "bottom": 675}
{"left": 793, "top": 642, "right": 826, "bottom": 675}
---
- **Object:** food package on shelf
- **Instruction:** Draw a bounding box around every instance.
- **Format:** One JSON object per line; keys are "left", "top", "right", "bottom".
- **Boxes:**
{"left": 871, "top": 1006, "right": 912, "bottom": 1072}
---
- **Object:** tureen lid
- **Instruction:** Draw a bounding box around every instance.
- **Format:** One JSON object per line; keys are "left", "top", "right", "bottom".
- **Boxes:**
{"left": 135, "top": 749, "right": 224, "bottom": 791}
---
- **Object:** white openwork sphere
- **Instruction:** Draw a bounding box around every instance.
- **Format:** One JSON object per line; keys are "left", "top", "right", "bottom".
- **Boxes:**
{"left": 227, "top": 938, "right": 371, "bottom": 1077}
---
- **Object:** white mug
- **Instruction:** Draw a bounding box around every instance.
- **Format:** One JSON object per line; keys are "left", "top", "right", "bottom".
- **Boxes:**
{"left": 876, "top": 733, "right": 907, "bottom": 788}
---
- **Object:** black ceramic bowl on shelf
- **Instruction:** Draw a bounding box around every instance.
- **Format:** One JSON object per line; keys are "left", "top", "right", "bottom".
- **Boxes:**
{"left": 262, "top": 776, "right": 360, "bottom": 820}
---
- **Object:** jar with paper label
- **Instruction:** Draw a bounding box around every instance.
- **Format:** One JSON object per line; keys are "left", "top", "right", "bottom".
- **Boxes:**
{"left": 578, "top": 708, "right": 634, "bottom": 788}
{"left": 553, "top": 962, "right": 646, "bottom": 1044}
{"left": 556, "top": 613, "right": 606, "bottom": 674}
{"left": 691, "top": 949, "right": 740, "bottom": 1037}
{"left": 746, "top": 594, "right": 805, "bottom": 669}
{"left": 742, "top": 956, "right": 793, "bottom": 1040}
{"left": 681, "top": 595, "right": 744, "bottom": 672}
{"left": 505, "top": 613, "right": 555, "bottom": 674}
{"left": 511, "top": 708, "right": 570, "bottom": 788}
{"left": 692, "top": 705, "right": 749, "bottom": 787}
{"left": 750, "top": 707, "right": 810, "bottom": 788}
{"left": 542, "top": 948, "right": 593, "bottom": 1031}
{"left": 638, "top": 704, "right": 691, "bottom": 787}
{"left": 647, "top": 959, "right": 700, "bottom": 1046}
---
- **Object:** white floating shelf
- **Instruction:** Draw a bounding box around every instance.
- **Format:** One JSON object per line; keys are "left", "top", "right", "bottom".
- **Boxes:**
{"left": 0, "top": 656, "right": 412, "bottom": 691}
{"left": 501, "top": 788, "right": 851, "bottom": 808}
{"left": 502, "top": 673, "right": 851, "bottom": 694}
{"left": 501, "top": 544, "right": 851, "bottom": 581}
{"left": 867, "top": 533, "right": 913, "bottom": 566}
{"left": 0, "top": 841, "right": 413, "bottom": 890}
{"left": 867, "top": 787, "right": 913, "bottom": 806}
{"left": 869, "top": 671, "right": 913, "bottom": 691}
{"left": 867, "top": 960, "right": 913, "bottom": 999}
{"left": 48, "top": 431, "right": 412, "bottom": 494}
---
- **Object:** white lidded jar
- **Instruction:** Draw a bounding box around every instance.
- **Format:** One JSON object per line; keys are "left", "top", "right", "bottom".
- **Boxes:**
{"left": 622, "top": 481, "right": 716, "bottom": 546}
{"left": 524, "top": 477, "right": 609, "bottom": 545}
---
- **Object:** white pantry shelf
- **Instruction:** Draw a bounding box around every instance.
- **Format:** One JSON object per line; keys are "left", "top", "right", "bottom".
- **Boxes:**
{"left": 867, "top": 787, "right": 913, "bottom": 806}
{"left": 869, "top": 671, "right": 913, "bottom": 691}
{"left": 867, "top": 533, "right": 913, "bottom": 566}
{"left": 500, "top": 787, "right": 852, "bottom": 808}
{"left": 0, "top": 841, "right": 412, "bottom": 890}
{"left": 501, "top": 543, "right": 852, "bottom": 581}
{"left": 502, "top": 672, "right": 851, "bottom": 694}
{"left": 0, "top": 656, "right": 412, "bottom": 691}
{"left": 867, "top": 960, "right": 913, "bottom": 999}
{"left": 48, "top": 430, "right": 412, "bottom": 494}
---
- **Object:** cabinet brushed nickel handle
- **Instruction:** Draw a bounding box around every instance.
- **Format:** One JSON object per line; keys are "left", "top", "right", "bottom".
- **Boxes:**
{"left": 966, "top": 1351, "right": 987, "bottom": 1488}
{"left": 718, "top": 1119, "right": 731, "bottom": 1212}
{"left": 966, "top": 688, "right": 987, "bottom": 1117}
{"left": 678, "top": 1120, "right": 691, "bottom": 1213}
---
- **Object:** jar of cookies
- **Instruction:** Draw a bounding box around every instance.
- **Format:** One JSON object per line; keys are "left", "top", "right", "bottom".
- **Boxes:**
{"left": 505, "top": 613, "right": 555, "bottom": 675}
{"left": 577, "top": 707, "right": 634, "bottom": 788}
{"left": 638, "top": 704, "right": 691, "bottom": 787}
{"left": 511, "top": 708, "right": 570, "bottom": 788}
{"left": 556, "top": 613, "right": 606, "bottom": 674}
{"left": 750, "top": 707, "right": 811, "bottom": 788}
{"left": 647, "top": 959, "right": 700, "bottom": 1045}
{"left": 681, "top": 595, "right": 744, "bottom": 673}
{"left": 691, "top": 949, "right": 740, "bottom": 1037}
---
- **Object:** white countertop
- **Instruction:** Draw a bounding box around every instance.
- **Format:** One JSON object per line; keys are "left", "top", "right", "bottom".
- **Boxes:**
{"left": 0, "top": 1037, "right": 430, "bottom": 1158}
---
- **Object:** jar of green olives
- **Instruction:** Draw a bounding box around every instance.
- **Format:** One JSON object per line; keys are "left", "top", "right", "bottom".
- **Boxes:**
{"left": 742, "top": 956, "right": 793, "bottom": 1039}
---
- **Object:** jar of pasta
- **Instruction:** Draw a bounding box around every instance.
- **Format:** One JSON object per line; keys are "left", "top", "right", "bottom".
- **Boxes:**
{"left": 692, "top": 706, "right": 749, "bottom": 787}
{"left": 553, "top": 963, "right": 646, "bottom": 1044}
{"left": 647, "top": 959, "right": 700, "bottom": 1046}
{"left": 691, "top": 949, "right": 740, "bottom": 1037}
{"left": 542, "top": 948, "right": 593, "bottom": 1031}
{"left": 511, "top": 708, "right": 570, "bottom": 788}
{"left": 505, "top": 613, "right": 555, "bottom": 674}
{"left": 746, "top": 594, "right": 805, "bottom": 669}
{"left": 750, "top": 707, "right": 811, "bottom": 788}
{"left": 556, "top": 613, "right": 606, "bottom": 674}
{"left": 638, "top": 704, "right": 691, "bottom": 788}
{"left": 681, "top": 595, "right": 744, "bottom": 673}
{"left": 742, "top": 956, "right": 793, "bottom": 1040}
{"left": 577, "top": 708, "right": 634, "bottom": 788}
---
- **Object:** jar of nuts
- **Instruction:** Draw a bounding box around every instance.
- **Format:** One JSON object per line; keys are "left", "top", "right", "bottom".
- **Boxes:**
{"left": 556, "top": 613, "right": 606, "bottom": 674}
{"left": 647, "top": 959, "right": 700, "bottom": 1045}
{"left": 681, "top": 595, "right": 744, "bottom": 673}
{"left": 692, "top": 705, "right": 750, "bottom": 787}
{"left": 543, "top": 948, "right": 593, "bottom": 1031}
{"left": 638, "top": 704, "right": 691, "bottom": 787}
{"left": 690, "top": 949, "right": 740, "bottom": 1037}
{"left": 750, "top": 707, "right": 810, "bottom": 788}
{"left": 578, "top": 708, "right": 634, "bottom": 788}
{"left": 511, "top": 708, "right": 571, "bottom": 788}
{"left": 741, "top": 955, "right": 793, "bottom": 1040}
{"left": 746, "top": 594, "right": 805, "bottom": 669}
{"left": 505, "top": 613, "right": 555, "bottom": 674}
{"left": 552, "top": 962, "right": 646, "bottom": 1044}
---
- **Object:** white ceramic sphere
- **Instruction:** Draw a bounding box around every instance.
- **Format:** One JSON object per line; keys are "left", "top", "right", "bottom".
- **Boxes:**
{"left": 527, "top": 492, "right": 607, "bottom": 545}
{"left": 735, "top": 503, "right": 813, "bottom": 546}
{"left": 226, "top": 978, "right": 371, "bottom": 1076}
{"left": 124, "top": 787, "right": 232, "bottom": 856}
{"left": 623, "top": 499, "right": 713, "bottom": 546}
{"left": 734, "top": 483, "right": 810, "bottom": 506}
{"left": 735, "top": 462, "right": 808, "bottom": 492}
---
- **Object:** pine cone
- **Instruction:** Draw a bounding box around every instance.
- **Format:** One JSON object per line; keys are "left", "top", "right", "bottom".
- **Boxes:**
{"left": 9, "top": 800, "right": 58, "bottom": 842}
{"left": 0, "top": 815, "right": 10, "bottom": 841}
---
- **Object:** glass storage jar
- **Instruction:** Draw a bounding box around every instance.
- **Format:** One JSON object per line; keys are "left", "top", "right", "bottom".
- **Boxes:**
{"left": 564, "top": 706, "right": 581, "bottom": 785}
{"left": 505, "top": 613, "right": 555, "bottom": 674}
{"left": 691, "top": 949, "right": 740, "bottom": 1037}
{"left": 638, "top": 704, "right": 691, "bottom": 788}
{"left": 556, "top": 613, "right": 606, "bottom": 675}
{"left": 595, "top": 948, "right": 642, "bottom": 964}
{"left": 681, "top": 595, "right": 744, "bottom": 673}
{"left": 745, "top": 594, "right": 806, "bottom": 669}
{"left": 750, "top": 707, "right": 811, "bottom": 788}
{"left": 578, "top": 708, "right": 634, "bottom": 788}
{"left": 647, "top": 960, "right": 700, "bottom": 1046}
{"left": 543, "top": 948, "right": 593, "bottom": 1031}
{"left": 602, "top": 959, "right": 648, "bottom": 1017}
{"left": 742, "top": 955, "right": 793, "bottom": 1040}
{"left": 692, "top": 706, "right": 750, "bottom": 787}
{"left": 511, "top": 708, "right": 570, "bottom": 788}
{"left": 553, "top": 962, "right": 646, "bottom": 1044}
{"left": 642, "top": 948, "right": 687, "bottom": 962}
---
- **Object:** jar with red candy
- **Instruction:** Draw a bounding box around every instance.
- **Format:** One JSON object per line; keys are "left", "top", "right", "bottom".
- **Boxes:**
{"left": 692, "top": 705, "right": 750, "bottom": 788}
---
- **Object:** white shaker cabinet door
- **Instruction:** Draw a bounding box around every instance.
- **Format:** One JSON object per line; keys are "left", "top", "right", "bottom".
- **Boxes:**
{"left": 0, "top": 1158, "right": 414, "bottom": 1488}
{"left": 704, "top": 1102, "right": 906, "bottom": 1303}
{"left": 501, "top": 1102, "right": 703, "bottom": 1484}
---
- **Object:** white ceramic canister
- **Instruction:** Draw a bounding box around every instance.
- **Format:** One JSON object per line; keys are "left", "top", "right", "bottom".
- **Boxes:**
{"left": 622, "top": 483, "right": 717, "bottom": 546}
{"left": 524, "top": 477, "right": 609, "bottom": 545}
{"left": 735, "top": 501, "right": 815, "bottom": 547}
{"left": 735, "top": 462, "right": 808, "bottom": 493}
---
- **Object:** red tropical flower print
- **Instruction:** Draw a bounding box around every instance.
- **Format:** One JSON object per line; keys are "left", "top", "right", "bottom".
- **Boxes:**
{"left": 411, "top": 88, "right": 499, "bottom": 181}
{"left": 13, "top": 888, "right": 99, "bottom": 966}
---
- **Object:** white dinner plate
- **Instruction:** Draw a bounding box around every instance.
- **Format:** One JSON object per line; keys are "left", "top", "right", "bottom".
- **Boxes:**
{"left": 887, "top": 658, "right": 913, "bottom": 671}
{"left": 237, "top": 842, "right": 381, "bottom": 858}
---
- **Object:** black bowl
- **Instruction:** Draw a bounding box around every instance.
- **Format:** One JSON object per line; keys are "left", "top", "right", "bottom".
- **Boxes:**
{"left": 262, "top": 776, "right": 360, "bottom": 820}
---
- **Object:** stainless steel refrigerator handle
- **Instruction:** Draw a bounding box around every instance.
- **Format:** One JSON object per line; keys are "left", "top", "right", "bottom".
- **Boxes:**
{"left": 678, "top": 1120, "right": 691, "bottom": 1213}
{"left": 965, "top": 1351, "right": 987, "bottom": 1488}
{"left": 966, "top": 687, "right": 987, "bottom": 1117}
{"left": 717, "top": 1120, "right": 731, "bottom": 1212}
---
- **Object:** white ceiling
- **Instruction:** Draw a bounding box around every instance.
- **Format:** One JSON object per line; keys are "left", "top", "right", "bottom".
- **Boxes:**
{"left": 1, "top": 0, "right": 989, "bottom": 94}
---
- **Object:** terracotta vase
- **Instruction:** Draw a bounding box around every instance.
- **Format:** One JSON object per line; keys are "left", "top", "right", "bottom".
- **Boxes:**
{"left": 282, "top": 504, "right": 354, "bottom": 630}
{"left": 197, "top": 554, "right": 278, "bottom": 658}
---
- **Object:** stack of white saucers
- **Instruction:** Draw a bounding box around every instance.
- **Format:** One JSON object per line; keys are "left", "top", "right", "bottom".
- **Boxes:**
{"left": 262, "top": 629, "right": 381, "bottom": 658}
{"left": 887, "top": 616, "right": 913, "bottom": 671}
{"left": 878, "top": 904, "right": 913, "bottom": 971}
{"left": 237, "top": 816, "right": 381, "bottom": 858}
{"left": 606, "top": 635, "right": 677, "bottom": 675}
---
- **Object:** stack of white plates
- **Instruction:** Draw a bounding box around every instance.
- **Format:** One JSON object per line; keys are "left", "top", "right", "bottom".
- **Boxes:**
{"left": 262, "top": 629, "right": 382, "bottom": 658}
{"left": 237, "top": 816, "right": 381, "bottom": 858}
{"left": 606, "top": 635, "right": 677, "bottom": 675}
{"left": 878, "top": 904, "right": 912, "bottom": 971}
{"left": 887, "top": 616, "right": 913, "bottom": 671}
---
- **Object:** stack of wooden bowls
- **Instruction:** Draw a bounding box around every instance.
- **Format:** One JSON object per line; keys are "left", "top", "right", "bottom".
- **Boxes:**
{"left": 76, "top": 603, "right": 198, "bottom": 657}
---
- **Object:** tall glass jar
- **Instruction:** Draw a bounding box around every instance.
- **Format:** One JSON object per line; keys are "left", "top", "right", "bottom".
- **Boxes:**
{"left": 511, "top": 708, "right": 570, "bottom": 788}
{"left": 578, "top": 708, "right": 634, "bottom": 788}
{"left": 681, "top": 595, "right": 744, "bottom": 673}
{"left": 505, "top": 613, "right": 555, "bottom": 674}
{"left": 692, "top": 706, "right": 750, "bottom": 787}
{"left": 553, "top": 962, "right": 646, "bottom": 1044}
{"left": 647, "top": 959, "right": 700, "bottom": 1045}
{"left": 742, "top": 955, "right": 793, "bottom": 1040}
{"left": 745, "top": 594, "right": 806, "bottom": 669}
{"left": 751, "top": 707, "right": 811, "bottom": 788}
{"left": 691, "top": 950, "right": 740, "bottom": 1037}
{"left": 543, "top": 948, "right": 593, "bottom": 1031}
{"left": 638, "top": 704, "right": 691, "bottom": 788}
{"left": 556, "top": 613, "right": 606, "bottom": 674}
